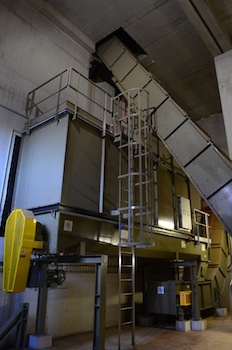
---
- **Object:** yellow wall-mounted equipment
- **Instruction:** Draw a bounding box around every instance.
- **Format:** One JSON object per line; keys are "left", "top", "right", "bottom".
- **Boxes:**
{"left": 179, "top": 290, "right": 192, "bottom": 306}
{"left": 3, "top": 209, "right": 43, "bottom": 293}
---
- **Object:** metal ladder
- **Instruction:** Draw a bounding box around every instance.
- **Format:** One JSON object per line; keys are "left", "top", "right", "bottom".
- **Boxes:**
{"left": 118, "top": 244, "right": 135, "bottom": 349}
{"left": 112, "top": 88, "right": 154, "bottom": 349}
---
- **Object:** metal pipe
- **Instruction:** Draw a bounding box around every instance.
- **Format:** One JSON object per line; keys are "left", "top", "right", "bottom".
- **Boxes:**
{"left": 99, "top": 93, "right": 108, "bottom": 213}
{"left": 171, "top": 156, "right": 178, "bottom": 230}
{"left": 35, "top": 287, "right": 47, "bottom": 334}
{"left": 153, "top": 163, "right": 159, "bottom": 226}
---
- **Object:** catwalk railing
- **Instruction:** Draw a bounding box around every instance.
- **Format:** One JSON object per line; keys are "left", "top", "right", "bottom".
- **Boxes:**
{"left": 25, "top": 67, "right": 112, "bottom": 134}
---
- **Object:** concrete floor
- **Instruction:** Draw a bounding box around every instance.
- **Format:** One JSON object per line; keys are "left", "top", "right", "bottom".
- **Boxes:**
{"left": 34, "top": 314, "right": 232, "bottom": 350}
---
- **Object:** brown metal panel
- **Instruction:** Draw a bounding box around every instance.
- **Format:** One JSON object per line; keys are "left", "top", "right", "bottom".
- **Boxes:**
{"left": 61, "top": 119, "right": 102, "bottom": 212}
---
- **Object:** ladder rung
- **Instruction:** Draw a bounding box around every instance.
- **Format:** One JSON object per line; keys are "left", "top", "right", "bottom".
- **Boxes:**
{"left": 133, "top": 124, "right": 147, "bottom": 132}
{"left": 121, "top": 321, "right": 133, "bottom": 326}
{"left": 121, "top": 265, "right": 132, "bottom": 268}
{"left": 118, "top": 115, "right": 138, "bottom": 121}
{"left": 118, "top": 174, "right": 129, "bottom": 179}
{"left": 118, "top": 172, "right": 146, "bottom": 179}
{"left": 134, "top": 152, "right": 149, "bottom": 158}
{"left": 120, "top": 250, "right": 132, "bottom": 255}
{"left": 121, "top": 279, "right": 132, "bottom": 282}
{"left": 134, "top": 211, "right": 151, "bottom": 216}
{"left": 118, "top": 205, "right": 146, "bottom": 211}
{"left": 121, "top": 292, "right": 133, "bottom": 296}
{"left": 121, "top": 187, "right": 129, "bottom": 191}
{"left": 135, "top": 180, "right": 149, "bottom": 186}
{"left": 118, "top": 143, "right": 129, "bottom": 150}
{"left": 118, "top": 141, "right": 143, "bottom": 149}
{"left": 121, "top": 306, "right": 133, "bottom": 311}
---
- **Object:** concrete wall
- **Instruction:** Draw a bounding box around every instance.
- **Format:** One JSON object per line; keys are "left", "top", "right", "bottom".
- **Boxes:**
{"left": 0, "top": 270, "right": 119, "bottom": 343}
{"left": 215, "top": 50, "right": 232, "bottom": 160}
{"left": 0, "top": 0, "right": 91, "bottom": 221}
{"left": 0, "top": 0, "right": 113, "bottom": 342}
{"left": 197, "top": 113, "right": 229, "bottom": 157}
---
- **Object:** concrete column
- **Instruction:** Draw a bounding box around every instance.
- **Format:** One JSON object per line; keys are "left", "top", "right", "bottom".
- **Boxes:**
{"left": 215, "top": 50, "right": 232, "bottom": 159}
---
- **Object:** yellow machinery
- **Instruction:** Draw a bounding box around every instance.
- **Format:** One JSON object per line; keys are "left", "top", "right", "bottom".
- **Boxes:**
{"left": 3, "top": 209, "right": 43, "bottom": 293}
{"left": 179, "top": 290, "right": 192, "bottom": 306}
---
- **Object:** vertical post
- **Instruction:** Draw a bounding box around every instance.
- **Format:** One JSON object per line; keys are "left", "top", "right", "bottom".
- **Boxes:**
{"left": 131, "top": 246, "right": 135, "bottom": 347}
{"left": 27, "top": 91, "right": 35, "bottom": 134}
{"left": 16, "top": 303, "right": 29, "bottom": 350}
{"left": 171, "top": 156, "right": 178, "bottom": 230}
{"left": 73, "top": 72, "right": 80, "bottom": 119}
{"left": 67, "top": 67, "right": 72, "bottom": 87}
{"left": 194, "top": 210, "right": 200, "bottom": 245}
{"left": 205, "top": 213, "right": 210, "bottom": 248}
{"left": 138, "top": 92, "right": 143, "bottom": 242}
{"left": 154, "top": 164, "right": 159, "bottom": 226}
{"left": 128, "top": 91, "right": 132, "bottom": 243}
{"left": 35, "top": 265, "right": 48, "bottom": 335}
{"left": 55, "top": 72, "right": 63, "bottom": 121}
{"left": 118, "top": 245, "right": 121, "bottom": 350}
{"left": 93, "top": 255, "right": 107, "bottom": 350}
{"left": 99, "top": 93, "right": 108, "bottom": 213}
{"left": 190, "top": 261, "right": 200, "bottom": 321}
{"left": 143, "top": 266, "right": 149, "bottom": 313}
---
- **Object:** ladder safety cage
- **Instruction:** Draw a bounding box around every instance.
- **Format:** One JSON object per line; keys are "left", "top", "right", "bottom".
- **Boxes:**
{"left": 112, "top": 88, "right": 154, "bottom": 349}
{"left": 112, "top": 88, "right": 154, "bottom": 247}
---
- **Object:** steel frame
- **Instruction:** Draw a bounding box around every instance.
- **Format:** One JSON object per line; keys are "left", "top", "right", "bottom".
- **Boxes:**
{"left": 32, "top": 254, "right": 108, "bottom": 350}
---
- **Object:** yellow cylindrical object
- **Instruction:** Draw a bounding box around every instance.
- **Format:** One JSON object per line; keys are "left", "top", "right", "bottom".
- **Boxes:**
{"left": 3, "top": 209, "right": 43, "bottom": 293}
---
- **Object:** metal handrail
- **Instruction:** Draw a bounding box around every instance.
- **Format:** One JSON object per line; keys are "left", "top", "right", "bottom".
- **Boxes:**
{"left": 25, "top": 68, "right": 113, "bottom": 126}
{"left": 193, "top": 208, "right": 210, "bottom": 246}
{"left": 0, "top": 303, "right": 29, "bottom": 350}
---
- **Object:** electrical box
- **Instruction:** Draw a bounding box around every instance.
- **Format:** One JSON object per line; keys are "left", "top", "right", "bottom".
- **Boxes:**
{"left": 178, "top": 196, "right": 192, "bottom": 230}
{"left": 179, "top": 290, "right": 192, "bottom": 306}
{"left": 147, "top": 281, "right": 177, "bottom": 315}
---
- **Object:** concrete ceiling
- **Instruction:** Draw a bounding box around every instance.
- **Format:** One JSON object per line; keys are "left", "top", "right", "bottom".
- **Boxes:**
{"left": 32, "top": 0, "right": 232, "bottom": 122}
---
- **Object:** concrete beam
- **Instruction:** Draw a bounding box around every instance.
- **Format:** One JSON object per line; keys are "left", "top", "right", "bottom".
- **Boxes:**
{"left": 215, "top": 49, "right": 232, "bottom": 160}
{"left": 196, "top": 0, "right": 231, "bottom": 52}
{"left": 25, "top": 0, "right": 95, "bottom": 53}
{"left": 177, "top": 0, "right": 231, "bottom": 56}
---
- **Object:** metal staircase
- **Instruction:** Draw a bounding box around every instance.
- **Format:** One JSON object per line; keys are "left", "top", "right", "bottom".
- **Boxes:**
{"left": 97, "top": 36, "right": 232, "bottom": 235}
{"left": 112, "top": 88, "right": 154, "bottom": 349}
